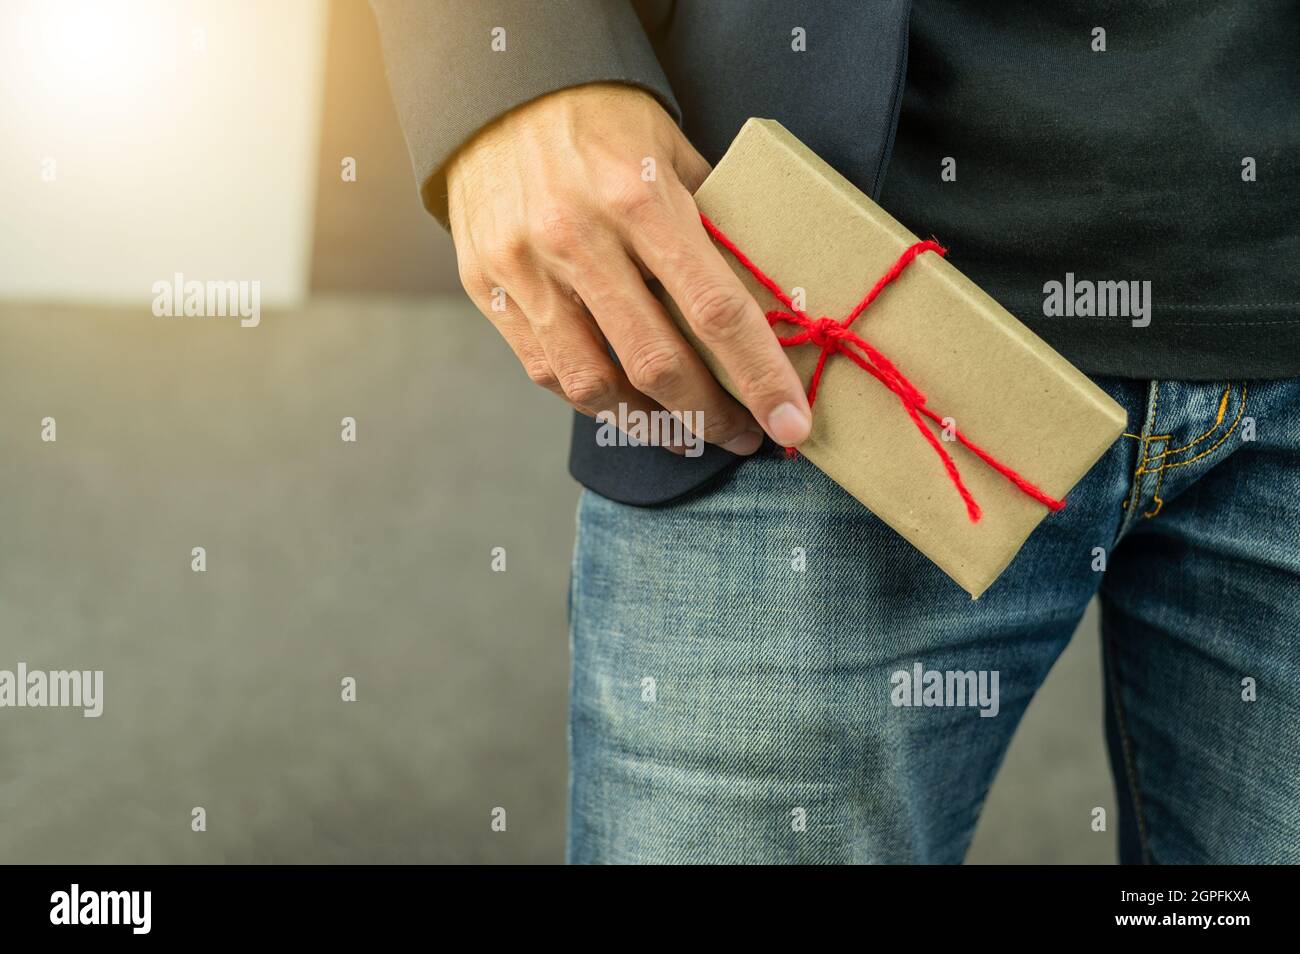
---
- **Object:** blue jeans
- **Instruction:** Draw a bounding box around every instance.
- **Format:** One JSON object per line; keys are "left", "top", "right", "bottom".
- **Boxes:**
{"left": 567, "top": 377, "right": 1300, "bottom": 863}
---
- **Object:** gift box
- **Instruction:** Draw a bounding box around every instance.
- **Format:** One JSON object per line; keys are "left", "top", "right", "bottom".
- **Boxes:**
{"left": 660, "top": 119, "right": 1127, "bottom": 598}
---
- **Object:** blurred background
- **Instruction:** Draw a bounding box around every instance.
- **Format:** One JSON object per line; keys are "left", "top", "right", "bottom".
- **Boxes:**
{"left": 0, "top": 0, "right": 1115, "bottom": 863}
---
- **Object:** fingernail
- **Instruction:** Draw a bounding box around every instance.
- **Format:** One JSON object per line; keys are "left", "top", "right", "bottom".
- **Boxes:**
{"left": 766, "top": 402, "right": 811, "bottom": 446}
{"left": 721, "top": 429, "right": 763, "bottom": 456}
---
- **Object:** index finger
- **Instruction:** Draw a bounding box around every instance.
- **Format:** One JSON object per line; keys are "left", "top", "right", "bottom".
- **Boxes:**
{"left": 623, "top": 186, "right": 812, "bottom": 448}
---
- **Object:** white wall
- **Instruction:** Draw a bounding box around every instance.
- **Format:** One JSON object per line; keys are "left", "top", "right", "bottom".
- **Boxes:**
{"left": 0, "top": 0, "right": 327, "bottom": 306}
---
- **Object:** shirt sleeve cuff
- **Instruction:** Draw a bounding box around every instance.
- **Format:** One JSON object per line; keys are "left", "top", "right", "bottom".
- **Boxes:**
{"left": 370, "top": 0, "right": 681, "bottom": 227}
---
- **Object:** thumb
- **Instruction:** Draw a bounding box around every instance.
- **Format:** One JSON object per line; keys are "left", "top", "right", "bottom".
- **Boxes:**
{"left": 672, "top": 136, "right": 713, "bottom": 194}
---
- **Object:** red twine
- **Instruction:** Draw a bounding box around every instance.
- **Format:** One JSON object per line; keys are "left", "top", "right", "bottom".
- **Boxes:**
{"left": 700, "top": 212, "right": 1065, "bottom": 523}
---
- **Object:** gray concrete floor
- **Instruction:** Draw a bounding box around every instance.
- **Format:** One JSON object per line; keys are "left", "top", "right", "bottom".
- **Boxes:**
{"left": 0, "top": 295, "right": 1115, "bottom": 863}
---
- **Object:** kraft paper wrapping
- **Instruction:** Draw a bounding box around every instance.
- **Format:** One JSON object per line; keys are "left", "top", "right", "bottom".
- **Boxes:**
{"left": 661, "top": 119, "right": 1127, "bottom": 598}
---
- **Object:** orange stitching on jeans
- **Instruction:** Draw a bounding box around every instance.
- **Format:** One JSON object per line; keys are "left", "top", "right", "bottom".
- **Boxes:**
{"left": 1137, "top": 385, "right": 1243, "bottom": 519}
{"left": 1136, "top": 384, "right": 1161, "bottom": 473}
{"left": 1142, "top": 464, "right": 1166, "bottom": 518}
{"left": 1118, "top": 384, "right": 1159, "bottom": 528}
{"left": 1145, "top": 384, "right": 1233, "bottom": 463}
{"left": 1158, "top": 384, "right": 1248, "bottom": 473}
{"left": 1135, "top": 385, "right": 1247, "bottom": 476}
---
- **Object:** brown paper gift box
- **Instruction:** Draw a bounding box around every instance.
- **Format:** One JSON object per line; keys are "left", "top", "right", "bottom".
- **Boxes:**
{"left": 659, "top": 119, "right": 1128, "bottom": 598}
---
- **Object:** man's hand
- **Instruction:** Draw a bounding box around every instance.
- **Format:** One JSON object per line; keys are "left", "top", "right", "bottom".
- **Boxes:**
{"left": 446, "top": 82, "right": 812, "bottom": 455}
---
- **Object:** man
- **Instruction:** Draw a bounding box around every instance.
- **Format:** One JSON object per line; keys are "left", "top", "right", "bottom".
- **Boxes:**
{"left": 371, "top": 1, "right": 1300, "bottom": 863}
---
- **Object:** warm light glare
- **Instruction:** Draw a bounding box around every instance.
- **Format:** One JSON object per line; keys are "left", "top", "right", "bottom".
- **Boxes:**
{"left": 15, "top": 0, "right": 169, "bottom": 127}
{"left": 0, "top": 0, "right": 327, "bottom": 306}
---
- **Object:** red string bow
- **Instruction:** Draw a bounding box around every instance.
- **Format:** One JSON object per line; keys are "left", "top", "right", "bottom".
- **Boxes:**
{"left": 700, "top": 212, "right": 1065, "bottom": 523}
